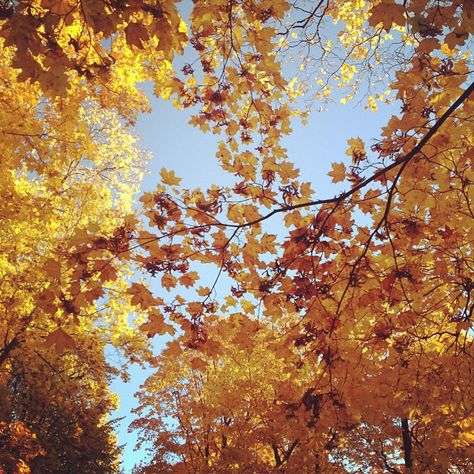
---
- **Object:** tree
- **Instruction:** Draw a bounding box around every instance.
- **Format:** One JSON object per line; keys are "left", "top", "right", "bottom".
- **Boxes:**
{"left": 0, "top": 25, "right": 152, "bottom": 471}
{"left": 1, "top": 343, "right": 121, "bottom": 473}
{"left": 1, "top": 0, "right": 473, "bottom": 472}
{"left": 129, "top": 1, "right": 474, "bottom": 472}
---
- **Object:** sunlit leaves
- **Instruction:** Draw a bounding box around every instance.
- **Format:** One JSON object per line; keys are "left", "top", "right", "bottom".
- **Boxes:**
{"left": 2, "top": 0, "right": 474, "bottom": 471}
{"left": 127, "top": 1, "right": 474, "bottom": 472}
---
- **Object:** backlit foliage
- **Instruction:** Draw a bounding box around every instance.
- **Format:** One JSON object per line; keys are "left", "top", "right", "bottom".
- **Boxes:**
{"left": 1, "top": 0, "right": 473, "bottom": 472}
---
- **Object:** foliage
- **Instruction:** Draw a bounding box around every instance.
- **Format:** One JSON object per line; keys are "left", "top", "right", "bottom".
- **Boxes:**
{"left": 0, "top": 23, "right": 150, "bottom": 471}
{"left": 1, "top": 0, "right": 474, "bottom": 472}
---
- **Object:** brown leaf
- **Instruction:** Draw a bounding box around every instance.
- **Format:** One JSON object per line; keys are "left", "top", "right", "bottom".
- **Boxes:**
{"left": 125, "top": 22, "right": 150, "bottom": 49}
{"left": 368, "top": 1, "right": 405, "bottom": 31}
{"left": 44, "top": 328, "right": 76, "bottom": 354}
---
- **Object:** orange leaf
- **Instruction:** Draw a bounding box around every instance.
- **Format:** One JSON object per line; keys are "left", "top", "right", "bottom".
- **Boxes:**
{"left": 41, "top": 0, "right": 75, "bottom": 15}
{"left": 44, "top": 328, "right": 76, "bottom": 354}
{"left": 125, "top": 22, "right": 150, "bottom": 49}
{"left": 43, "top": 258, "right": 61, "bottom": 279}
{"left": 368, "top": 1, "right": 406, "bottom": 31}
{"left": 140, "top": 312, "right": 175, "bottom": 337}
{"left": 179, "top": 271, "right": 199, "bottom": 288}
{"left": 190, "top": 357, "right": 207, "bottom": 371}
{"left": 328, "top": 162, "right": 346, "bottom": 183}
{"left": 160, "top": 168, "right": 182, "bottom": 186}
{"left": 161, "top": 273, "right": 177, "bottom": 291}
{"left": 127, "top": 282, "right": 156, "bottom": 309}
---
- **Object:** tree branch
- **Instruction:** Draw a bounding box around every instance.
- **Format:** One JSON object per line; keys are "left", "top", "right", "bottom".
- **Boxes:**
{"left": 0, "top": 336, "right": 18, "bottom": 367}
{"left": 234, "top": 80, "right": 474, "bottom": 229}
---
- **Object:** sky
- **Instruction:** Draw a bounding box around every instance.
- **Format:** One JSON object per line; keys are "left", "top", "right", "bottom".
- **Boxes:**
{"left": 111, "top": 86, "right": 397, "bottom": 472}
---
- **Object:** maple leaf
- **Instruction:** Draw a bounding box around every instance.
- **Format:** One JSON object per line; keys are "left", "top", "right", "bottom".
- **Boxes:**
{"left": 43, "top": 258, "right": 61, "bottom": 279}
{"left": 179, "top": 271, "right": 199, "bottom": 288}
{"left": 125, "top": 22, "right": 150, "bottom": 49}
{"left": 44, "top": 328, "right": 76, "bottom": 354}
{"left": 41, "top": 0, "right": 76, "bottom": 16}
{"left": 97, "top": 262, "right": 117, "bottom": 282}
{"left": 127, "top": 283, "right": 157, "bottom": 308}
{"left": 160, "top": 168, "right": 182, "bottom": 186}
{"left": 328, "top": 162, "right": 346, "bottom": 183}
{"left": 3, "top": 0, "right": 474, "bottom": 471}
{"left": 139, "top": 312, "right": 174, "bottom": 337}
{"left": 161, "top": 273, "right": 177, "bottom": 291}
{"left": 368, "top": 1, "right": 406, "bottom": 31}
{"left": 346, "top": 137, "right": 366, "bottom": 164}
{"left": 190, "top": 357, "right": 207, "bottom": 371}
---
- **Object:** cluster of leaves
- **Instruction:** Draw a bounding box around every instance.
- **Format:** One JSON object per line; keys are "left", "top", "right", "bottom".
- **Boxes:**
{"left": 1, "top": 0, "right": 473, "bottom": 472}
{"left": 132, "top": 313, "right": 474, "bottom": 472}
{"left": 130, "top": 1, "right": 474, "bottom": 472}
{"left": 0, "top": 25, "right": 152, "bottom": 472}
{"left": 0, "top": 0, "right": 305, "bottom": 470}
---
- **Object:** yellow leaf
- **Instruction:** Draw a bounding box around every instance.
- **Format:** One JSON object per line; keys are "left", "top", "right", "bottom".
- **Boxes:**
{"left": 346, "top": 137, "right": 366, "bottom": 162}
{"left": 241, "top": 299, "right": 255, "bottom": 313}
{"left": 160, "top": 168, "right": 182, "bottom": 186}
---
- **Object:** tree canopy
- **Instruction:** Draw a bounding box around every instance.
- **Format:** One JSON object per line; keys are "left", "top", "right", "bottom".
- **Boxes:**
{"left": 0, "top": 0, "right": 473, "bottom": 472}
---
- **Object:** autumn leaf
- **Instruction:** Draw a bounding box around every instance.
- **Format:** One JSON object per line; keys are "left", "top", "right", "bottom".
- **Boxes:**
{"left": 127, "top": 283, "right": 157, "bottom": 309}
{"left": 190, "top": 357, "right": 207, "bottom": 371}
{"left": 346, "top": 137, "right": 366, "bottom": 163}
{"left": 36, "top": 289, "right": 57, "bottom": 313}
{"left": 161, "top": 273, "right": 177, "bottom": 291}
{"left": 96, "top": 262, "right": 117, "bottom": 282}
{"left": 139, "top": 312, "right": 175, "bottom": 337}
{"left": 3, "top": 0, "right": 474, "bottom": 471}
{"left": 197, "top": 286, "right": 210, "bottom": 297}
{"left": 328, "top": 162, "right": 346, "bottom": 183}
{"left": 44, "top": 328, "right": 76, "bottom": 354}
{"left": 368, "top": 1, "right": 406, "bottom": 31}
{"left": 179, "top": 271, "right": 199, "bottom": 288}
{"left": 241, "top": 299, "right": 255, "bottom": 313}
{"left": 125, "top": 22, "right": 150, "bottom": 49}
{"left": 43, "top": 258, "right": 61, "bottom": 279}
{"left": 41, "top": 0, "right": 75, "bottom": 16}
{"left": 160, "top": 168, "right": 182, "bottom": 186}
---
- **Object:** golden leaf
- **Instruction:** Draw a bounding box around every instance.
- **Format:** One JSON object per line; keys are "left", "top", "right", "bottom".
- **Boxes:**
{"left": 160, "top": 168, "right": 182, "bottom": 186}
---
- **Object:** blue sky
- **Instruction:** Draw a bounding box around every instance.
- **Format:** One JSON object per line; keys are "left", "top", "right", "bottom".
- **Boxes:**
{"left": 111, "top": 89, "right": 397, "bottom": 472}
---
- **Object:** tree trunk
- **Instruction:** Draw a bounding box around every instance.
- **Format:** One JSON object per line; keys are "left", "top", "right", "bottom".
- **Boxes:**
{"left": 401, "top": 417, "right": 413, "bottom": 473}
